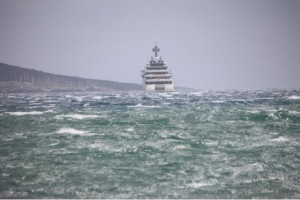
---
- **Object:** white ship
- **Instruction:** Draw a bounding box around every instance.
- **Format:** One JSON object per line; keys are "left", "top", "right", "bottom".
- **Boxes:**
{"left": 141, "top": 45, "right": 174, "bottom": 92}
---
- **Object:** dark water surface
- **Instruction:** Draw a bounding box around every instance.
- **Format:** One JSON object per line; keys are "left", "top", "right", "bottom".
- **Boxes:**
{"left": 0, "top": 89, "right": 300, "bottom": 198}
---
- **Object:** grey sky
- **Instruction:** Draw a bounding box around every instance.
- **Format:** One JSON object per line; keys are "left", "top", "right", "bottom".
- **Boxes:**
{"left": 0, "top": 0, "right": 300, "bottom": 89}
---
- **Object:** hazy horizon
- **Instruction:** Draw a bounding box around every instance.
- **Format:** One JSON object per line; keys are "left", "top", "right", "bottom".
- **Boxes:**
{"left": 1, "top": 0, "right": 300, "bottom": 90}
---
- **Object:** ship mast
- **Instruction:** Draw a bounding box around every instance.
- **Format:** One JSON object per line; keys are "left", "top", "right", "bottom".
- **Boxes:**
{"left": 152, "top": 45, "right": 160, "bottom": 57}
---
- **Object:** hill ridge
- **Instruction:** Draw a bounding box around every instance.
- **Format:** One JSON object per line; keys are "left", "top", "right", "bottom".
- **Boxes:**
{"left": 0, "top": 63, "right": 142, "bottom": 93}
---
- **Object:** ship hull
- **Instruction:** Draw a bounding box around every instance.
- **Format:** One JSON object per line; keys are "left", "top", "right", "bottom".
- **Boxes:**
{"left": 144, "top": 83, "right": 174, "bottom": 92}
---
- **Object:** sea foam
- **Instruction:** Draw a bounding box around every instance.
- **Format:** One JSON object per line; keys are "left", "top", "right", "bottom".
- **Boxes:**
{"left": 55, "top": 114, "right": 98, "bottom": 120}
{"left": 127, "top": 103, "right": 161, "bottom": 108}
{"left": 270, "top": 136, "right": 288, "bottom": 142}
{"left": 6, "top": 110, "right": 53, "bottom": 116}
{"left": 187, "top": 182, "right": 212, "bottom": 188}
{"left": 287, "top": 95, "right": 300, "bottom": 100}
{"left": 56, "top": 128, "right": 94, "bottom": 136}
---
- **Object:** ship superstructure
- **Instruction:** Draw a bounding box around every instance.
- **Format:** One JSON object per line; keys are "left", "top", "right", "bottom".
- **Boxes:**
{"left": 141, "top": 45, "right": 174, "bottom": 92}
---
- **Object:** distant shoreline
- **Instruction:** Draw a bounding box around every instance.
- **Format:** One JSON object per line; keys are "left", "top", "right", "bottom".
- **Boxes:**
{"left": 0, "top": 62, "right": 143, "bottom": 93}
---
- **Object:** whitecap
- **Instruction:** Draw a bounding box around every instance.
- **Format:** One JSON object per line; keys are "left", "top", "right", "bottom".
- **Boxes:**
{"left": 226, "top": 120, "right": 236, "bottom": 124}
{"left": 287, "top": 95, "right": 300, "bottom": 100}
{"left": 1, "top": 173, "right": 10, "bottom": 177}
{"left": 171, "top": 91, "right": 181, "bottom": 95}
{"left": 127, "top": 104, "right": 161, "bottom": 108}
{"left": 232, "top": 99, "right": 247, "bottom": 102}
{"left": 46, "top": 142, "right": 60, "bottom": 147}
{"left": 203, "top": 141, "right": 219, "bottom": 146}
{"left": 92, "top": 96, "right": 103, "bottom": 100}
{"left": 126, "top": 127, "right": 134, "bottom": 132}
{"left": 83, "top": 103, "right": 90, "bottom": 107}
{"left": 6, "top": 110, "right": 53, "bottom": 116}
{"left": 29, "top": 102, "right": 42, "bottom": 105}
{"left": 247, "top": 163, "right": 264, "bottom": 172}
{"left": 74, "top": 96, "right": 85, "bottom": 102}
{"left": 43, "top": 100, "right": 57, "bottom": 103}
{"left": 270, "top": 136, "right": 288, "bottom": 142}
{"left": 56, "top": 128, "right": 93, "bottom": 136}
{"left": 289, "top": 111, "right": 300, "bottom": 115}
{"left": 246, "top": 110, "right": 260, "bottom": 114}
{"left": 6, "top": 111, "right": 43, "bottom": 116}
{"left": 159, "top": 93, "right": 173, "bottom": 98}
{"left": 187, "top": 182, "right": 212, "bottom": 188}
{"left": 190, "top": 92, "right": 203, "bottom": 96}
{"left": 173, "top": 145, "right": 187, "bottom": 150}
{"left": 89, "top": 143, "right": 105, "bottom": 149}
{"left": 55, "top": 114, "right": 98, "bottom": 120}
{"left": 212, "top": 100, "right": 225, "bottom": 103}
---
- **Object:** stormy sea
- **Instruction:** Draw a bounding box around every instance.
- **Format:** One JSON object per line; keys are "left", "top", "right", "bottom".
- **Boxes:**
{"left": 0, "top": 89, "right": 300, "bottom": 198}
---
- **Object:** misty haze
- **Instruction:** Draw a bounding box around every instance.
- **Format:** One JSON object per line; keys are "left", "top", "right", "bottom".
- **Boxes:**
{"left": 0, "top": 0, "right": 300, "bottom": 199}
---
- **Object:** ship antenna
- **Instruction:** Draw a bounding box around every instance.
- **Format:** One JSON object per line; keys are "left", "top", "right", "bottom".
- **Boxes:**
{"left": 152, "top": 43, "right": 160, "bottom": 57}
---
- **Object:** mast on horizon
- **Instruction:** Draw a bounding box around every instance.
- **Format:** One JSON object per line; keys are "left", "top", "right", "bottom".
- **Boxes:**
{"left": 152, "top": 45, "right": 160, "bottom": 57}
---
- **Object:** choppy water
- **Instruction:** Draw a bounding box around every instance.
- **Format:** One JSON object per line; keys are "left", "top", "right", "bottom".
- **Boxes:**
{"left": 0, "top": 89, "right": 300, "bottom": 198}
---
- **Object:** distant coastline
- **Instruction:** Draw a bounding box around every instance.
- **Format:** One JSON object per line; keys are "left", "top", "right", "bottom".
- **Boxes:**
{"left": 0, "top": 63, "right": 143, "bottom": 93}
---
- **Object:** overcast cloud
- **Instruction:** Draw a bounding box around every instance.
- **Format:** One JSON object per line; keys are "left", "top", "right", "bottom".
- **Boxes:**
{"left": 0, "top": 0, "right": 300, "bottom": 89}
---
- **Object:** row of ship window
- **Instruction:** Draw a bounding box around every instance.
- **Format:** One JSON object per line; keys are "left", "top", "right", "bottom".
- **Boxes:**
{"left": 146, "top": 67, "right": 167, "bottom": 70}
{"left": 144, "top": 72, "right": 170, "bottom": 75}
{"left": 145, "top": 81, "right": 173, "bottom": 85}
{"left": 145, "top": 76, "right": 171, "bottom": 79}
